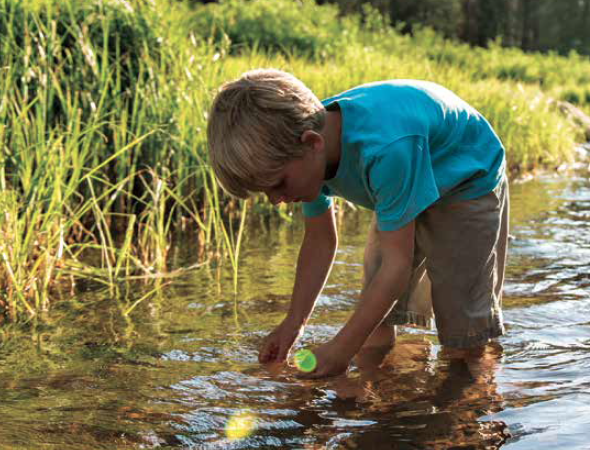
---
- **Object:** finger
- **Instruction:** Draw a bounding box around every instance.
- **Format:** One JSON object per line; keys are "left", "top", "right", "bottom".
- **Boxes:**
{"left": 259, "top": 343, "right": 278, "bottom": 363}
{"left": 276, "top": 344, "right": 291, "bottom": 363}
{"left": 261, "top": 348, "right": 279, "bottom": 363}
{"left": 295, "top": 361, "right": 322, "bottom": 379}
{"left": 298, "top": 370, "right": 343, "bottom": 380}
{"left": 258, "top": 344, "right": 269, "bottom": 363}
{"left": 296, "top": 369, "right": 321, "bottom": 379}
{"left": 296, "top": 366, "right": 347, "bottom": 379}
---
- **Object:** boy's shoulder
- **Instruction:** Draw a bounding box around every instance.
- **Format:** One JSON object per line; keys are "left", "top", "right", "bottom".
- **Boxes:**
{"left": 322, "top": 79, "right": 447, "bottom": 104}
{"left": 322, "top": 80, "right": 470, "bottom": 120}
{"left": 323, "top": 80, "right": 439, "bottom": 154}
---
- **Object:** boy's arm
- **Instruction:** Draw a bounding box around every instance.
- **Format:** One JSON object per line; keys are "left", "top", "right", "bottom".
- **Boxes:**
{"left": 300, "top": 220, "right": 414, "bottom": 378}
{"left": 259, "top": 207, "right": 338, "bottom": 363}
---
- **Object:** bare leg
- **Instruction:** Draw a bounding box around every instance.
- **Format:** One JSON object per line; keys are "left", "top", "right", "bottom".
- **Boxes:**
{"left": 441, "top": 342, "right": 503, "bottom": 381}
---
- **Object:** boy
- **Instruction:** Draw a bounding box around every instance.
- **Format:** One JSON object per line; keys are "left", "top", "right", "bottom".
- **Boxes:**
{"left": 207, "top": 69, "right": 508, "bottom": 378}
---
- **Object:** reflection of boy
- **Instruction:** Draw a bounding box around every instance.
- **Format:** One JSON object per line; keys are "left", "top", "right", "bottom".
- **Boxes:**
{"left": 207, "top": 69, "right": 509, "bottom": 378}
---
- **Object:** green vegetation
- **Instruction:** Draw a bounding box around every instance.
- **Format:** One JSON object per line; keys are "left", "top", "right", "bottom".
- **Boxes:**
{"left": 0, "top": 0, "right": 588, "bottom": 321}
{"left": 323, "top": 0, "right": 590, "bottom": 57}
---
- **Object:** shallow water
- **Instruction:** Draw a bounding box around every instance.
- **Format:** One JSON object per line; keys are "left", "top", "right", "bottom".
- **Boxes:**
{"left": 1, "top": 163, "right": 590, "bottom": 449}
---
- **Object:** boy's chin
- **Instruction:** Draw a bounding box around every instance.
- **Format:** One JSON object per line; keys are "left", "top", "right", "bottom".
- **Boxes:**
{"left": 304, "top": 187, "right": 323, "bottom": 202}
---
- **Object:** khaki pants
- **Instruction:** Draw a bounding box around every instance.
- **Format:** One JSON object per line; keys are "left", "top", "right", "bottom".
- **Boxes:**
{"left": 362, "top": 176, "right": 509, "bottom": 348}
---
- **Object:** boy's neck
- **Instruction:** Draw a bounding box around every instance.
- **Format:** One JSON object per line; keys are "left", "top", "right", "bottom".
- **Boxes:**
{"left": 323, "top": 110, "right": 342, "bottom": 180}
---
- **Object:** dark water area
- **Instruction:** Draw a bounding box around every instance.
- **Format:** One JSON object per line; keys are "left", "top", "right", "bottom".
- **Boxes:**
{"left": 1, "top": 151, "right": 590, "bottom": 449}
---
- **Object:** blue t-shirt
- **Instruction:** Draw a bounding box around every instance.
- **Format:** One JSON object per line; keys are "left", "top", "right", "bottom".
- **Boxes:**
{"left": 302, "top": 80, "right": 505, "bottom": 231}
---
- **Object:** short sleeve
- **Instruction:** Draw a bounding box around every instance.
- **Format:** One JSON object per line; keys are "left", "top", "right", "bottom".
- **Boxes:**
{"left": 369, "top": 135, "right": 440, "bottom": 231}
{"left": 302, "top": 188, "right": 333, "bottom": 218}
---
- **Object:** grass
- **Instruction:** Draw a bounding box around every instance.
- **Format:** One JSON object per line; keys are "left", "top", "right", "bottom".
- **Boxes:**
{"left": 0, "top": 0, "right": 245, "bottom": 320}
{"left": 0, "top": 0, "right": 588, "bottom": 321}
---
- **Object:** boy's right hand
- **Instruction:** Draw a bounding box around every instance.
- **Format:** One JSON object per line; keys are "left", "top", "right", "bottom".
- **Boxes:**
{"left": 258, "top": 316, "right": 304, "bottom": 363}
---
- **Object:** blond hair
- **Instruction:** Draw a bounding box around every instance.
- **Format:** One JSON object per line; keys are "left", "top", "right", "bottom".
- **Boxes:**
{"left": 207, "top": 68, "right": 325, "bottom": 198}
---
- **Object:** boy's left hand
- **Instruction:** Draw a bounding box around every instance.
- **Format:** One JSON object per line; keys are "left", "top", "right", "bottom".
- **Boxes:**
{"left": 297, "top": 341, "right": 351, "bottom": 379}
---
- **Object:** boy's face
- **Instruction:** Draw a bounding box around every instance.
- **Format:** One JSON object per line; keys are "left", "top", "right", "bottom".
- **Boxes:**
{"left": 262, "top": 145, "right": 326, "bottom": 205}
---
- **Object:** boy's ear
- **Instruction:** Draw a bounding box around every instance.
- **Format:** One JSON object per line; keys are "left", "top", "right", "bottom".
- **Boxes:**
{"left": 301, "top": 130, "right": 324, "bottom": 152}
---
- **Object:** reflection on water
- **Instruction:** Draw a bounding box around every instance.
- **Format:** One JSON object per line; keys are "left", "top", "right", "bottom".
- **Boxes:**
{"left": 1, "top": 162, "right": 590, "bottom": 449}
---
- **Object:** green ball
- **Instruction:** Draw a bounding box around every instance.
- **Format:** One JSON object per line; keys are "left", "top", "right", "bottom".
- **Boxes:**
{"left": 294, "top": 349, "right": 317, "bottom": 373}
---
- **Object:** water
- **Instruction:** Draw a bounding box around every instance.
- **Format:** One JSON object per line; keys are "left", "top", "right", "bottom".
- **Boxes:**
{"left": 1, "top": 164, "right": 590, "bottom": 449}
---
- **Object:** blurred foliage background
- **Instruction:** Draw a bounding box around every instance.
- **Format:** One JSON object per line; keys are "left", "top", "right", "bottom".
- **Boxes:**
{"left": 188, "top": 0, "right": 590, "bottom": 55}
{"left": 305, "top": 0, "right": 589, "bottom": 56}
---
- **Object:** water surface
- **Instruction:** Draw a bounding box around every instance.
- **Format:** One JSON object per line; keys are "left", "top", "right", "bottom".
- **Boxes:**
{"left": 1, "top": 158, "right": 590, "bottom": 449}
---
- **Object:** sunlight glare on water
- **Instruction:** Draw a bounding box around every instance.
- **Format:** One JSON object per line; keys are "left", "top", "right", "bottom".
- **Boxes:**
{"left": 226, "top": 411, "right": 257, "bottom": 441}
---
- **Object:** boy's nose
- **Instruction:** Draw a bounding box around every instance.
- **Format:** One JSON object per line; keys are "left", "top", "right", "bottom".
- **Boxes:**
{"left": 273, "top": 196, "right": 288, "bottom": 205}
{"left": 267, "top": 192, "right": 285, "bottom": 205}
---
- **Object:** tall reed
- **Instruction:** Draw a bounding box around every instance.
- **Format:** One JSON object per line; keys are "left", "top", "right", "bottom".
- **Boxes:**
{"left": 0, "top": 0, "right": 247, "bottom": 320}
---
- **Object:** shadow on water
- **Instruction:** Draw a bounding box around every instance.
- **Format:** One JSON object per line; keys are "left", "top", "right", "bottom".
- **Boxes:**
{"left": 1, "top": 161, "right": 590, "bottom": 449}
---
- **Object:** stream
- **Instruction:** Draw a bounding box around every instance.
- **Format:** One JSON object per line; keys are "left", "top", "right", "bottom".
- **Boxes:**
{"left": 1, "top": 149, "right": 589, "bottom": 449}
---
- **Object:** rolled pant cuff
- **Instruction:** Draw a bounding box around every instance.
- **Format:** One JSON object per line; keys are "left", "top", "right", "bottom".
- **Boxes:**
{"left": 438, "top": 324, "right": 506, "bottom": 349}
{"left": 385, "top": 310, "right": 435, "bottom": 329}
